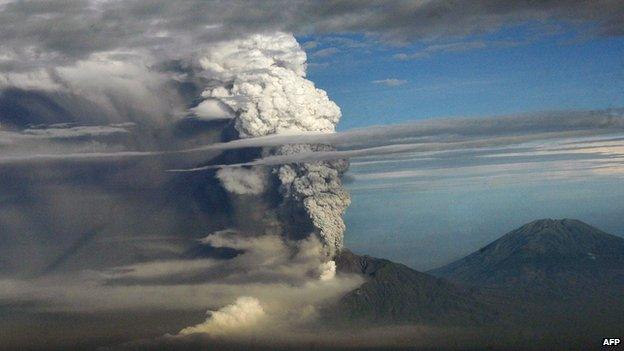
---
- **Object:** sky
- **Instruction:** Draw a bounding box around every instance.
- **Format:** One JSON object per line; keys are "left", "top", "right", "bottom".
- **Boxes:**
{"left": 303, "top": 27, "right": 624, "bottom": 130}
{"left": 296, "top": 26, "right": 624, "bottom": 270}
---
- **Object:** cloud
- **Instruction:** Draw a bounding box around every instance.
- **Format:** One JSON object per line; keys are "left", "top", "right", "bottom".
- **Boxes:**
{"left": 1, "top": 108, "right": 622, "bottom": 169}
{"left": 190, "top": 99, "right": 234, "bottom": 120}
{"left": 174, "top": 130, "right": 623, "bottom": 172}
{"left": 301, "top": 40, "right": 319, "bottom": 49}
{"left": 20, "top": 124, "right": 132, "bottom": 139}
{"left": 342, "top": 133, "right": 624, "bottom": 194}
{"left": 319, "top": 260, "right": 336, "bottom": 281}
{"left": 179, "top": 296, "right": 266, "bottom": 336}
{"left": 372, "top": 78, "right": 407, "bottom": 87}
{"left": 216, "top": 167, "right": 269, "bottom": 195}
{"left": 196, "top": 33, "right": 341, "bottom": 137}
{"left": 392, "top": 40, "right": 526, "bottom": 61}
{"left": 164, "top": 109, "right": 624, "bottom": 171}
{"left": 312, "top": 47, "right": 340, "bottom": 58}
{"left": 394, "top": 41, "right": 491, "bottom": 60}
{"left": 0, "top": 231, "right": 363, "bottom": 320}
{"left": 0, "top": 0, "right": 622, "bottom": 76}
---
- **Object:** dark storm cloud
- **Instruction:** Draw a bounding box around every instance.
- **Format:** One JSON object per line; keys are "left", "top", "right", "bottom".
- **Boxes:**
{"left": 0, "top": 94, "right": 234, "bottom": 277}
{"left": 0, "top": 88, "right": 116, "bottom": 128}
{"left": 0, "top": 0, "right": 622, "bottom": 72}
{"left": 0, "top": 158, "right": 230, "bottom": 275}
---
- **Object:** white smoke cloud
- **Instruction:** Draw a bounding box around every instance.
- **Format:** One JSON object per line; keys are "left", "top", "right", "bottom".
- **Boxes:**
{"left": 198, "top": 32, "right": 341, "bottom": 138}
{"left": 179, "top": 296, "right": 266, "bottom": 336}
{"left": 216, "top": 167, "right": 269, "bottom": 195}
{"left": 190, "top": 99, "right": 234, "bottom": 120}
{"left": 319, "top": 260, "right": 336, "bottom": 281}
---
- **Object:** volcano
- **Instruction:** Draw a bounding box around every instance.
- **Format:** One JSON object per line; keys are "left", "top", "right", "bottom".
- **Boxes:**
{"left": 429, "top": 218, "right": 624, "bottom": 302}
{"left": 328, "top": 250, "right": 497, "bottom": 325}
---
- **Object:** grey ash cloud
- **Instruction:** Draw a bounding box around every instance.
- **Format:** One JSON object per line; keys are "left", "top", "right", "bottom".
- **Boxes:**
{"left": 0, "top": 27, "right": 359, "bottom": 348}
{"left": 1, "top": 0, "right": 623, "bottom": 74}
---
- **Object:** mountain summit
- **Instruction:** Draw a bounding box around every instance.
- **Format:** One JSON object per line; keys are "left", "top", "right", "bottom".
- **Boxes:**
{"left": 429, "top": 218, "right": 624, "bottom": 300}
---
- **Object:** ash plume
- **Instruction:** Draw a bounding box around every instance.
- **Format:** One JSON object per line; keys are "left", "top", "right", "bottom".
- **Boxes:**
{"left": 179, "top": 296, "right": 267, "bottom": 336}
{"left": 0, "top": 28, "right": 357, "bottom": 347}
{"left": 199, "top": 32, "right": 351, "bottom": 257}
{"left": 275, "top": 144, "right": 351, "bottom": 256}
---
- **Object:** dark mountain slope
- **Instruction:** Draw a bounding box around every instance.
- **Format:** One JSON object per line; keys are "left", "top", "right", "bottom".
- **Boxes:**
{"left": 328, "top": 250, "right": 498, "bottom": 325}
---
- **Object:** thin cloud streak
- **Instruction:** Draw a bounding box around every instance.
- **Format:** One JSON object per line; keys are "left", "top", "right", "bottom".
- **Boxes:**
{"left": 2, "top": 109, "right": 624, "bottom": 184}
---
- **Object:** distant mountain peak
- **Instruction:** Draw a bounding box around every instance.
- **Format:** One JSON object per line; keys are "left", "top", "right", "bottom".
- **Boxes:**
{"left": 519, "top": 218, "right": 590, "bottom": 234}
{"left": 525, "top": 217, "right": 575, "bottom": 228}
{"left": 429, "top": 218, "right": 624, "bottom": 290}
{"left": 486, "top": 218, "right": 621, "bottom": 255}
{"left": 516, "top": 218, "right": 596, "bottom": 234}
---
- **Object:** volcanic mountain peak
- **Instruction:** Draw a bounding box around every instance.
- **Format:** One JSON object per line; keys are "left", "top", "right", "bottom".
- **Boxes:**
{"left": 485, "top": 218, "right": 623, "bottom": 257}
{"left": 429, "top": 218, "right": 624, "bottom": 291}
{"left": 512, "top": 218, "right": 610, "bottom": 239}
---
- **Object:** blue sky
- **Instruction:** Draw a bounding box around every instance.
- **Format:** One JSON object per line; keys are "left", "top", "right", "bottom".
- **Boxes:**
{"left": 300, "top": 25, "right": 624, "bottom": 130}
{"left": 299, "top": 24, "right": 624, "bottom": 269}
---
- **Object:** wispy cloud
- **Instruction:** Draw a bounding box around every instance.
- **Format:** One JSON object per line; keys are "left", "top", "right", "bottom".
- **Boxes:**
{"left": 302, "top": 40, "right": 318, "bottom": 49}
{"left": 394, "top": 40, "right": 522, "bottom": 60}
{"left": 166, "top": 109, "right": 624, "bottom": 172}
{"left": 372, "top": 78, "right": 407, "bottom": 87}
{"left": 2, "top": 109, "right": 622, "bottom": 167}
{"left": 312, "top": 47, "right": 340, "bottom": 58}
{"left": 346, "top": 134, "right": 624, "bottom": 194}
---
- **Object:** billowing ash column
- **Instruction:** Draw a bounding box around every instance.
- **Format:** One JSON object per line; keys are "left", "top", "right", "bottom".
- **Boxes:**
{"left": 275, "top": 144, "right": 351, "bottom": 256}
{"left": 196, "top": 32, "right": 350, "bottom": 257}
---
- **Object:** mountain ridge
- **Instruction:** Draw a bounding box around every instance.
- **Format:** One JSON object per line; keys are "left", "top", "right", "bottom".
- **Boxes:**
{"left": 328, "top": 249, "right": 498, "bottom": 325}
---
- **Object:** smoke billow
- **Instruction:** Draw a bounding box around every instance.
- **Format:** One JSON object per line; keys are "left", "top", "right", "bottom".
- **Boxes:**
{"left": 179, "top": 296, "right": 266, "bottom": 336}
{"left": 215, "top": 167, "right": 269, "bottom": 195}
{"left": 166, "top": 35, "right": 355, "bottom": 342}
{"left": 0, "top": 27, "right": 361, "bottom": 350}
{"left": 199, "top": 32, "right": 351, "bottom": 257}
{"left": 275, "top": 144, "right": 351, "bottom": 256}
{"left": 196, "top": 33, "right": 340, "bottom": 137}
